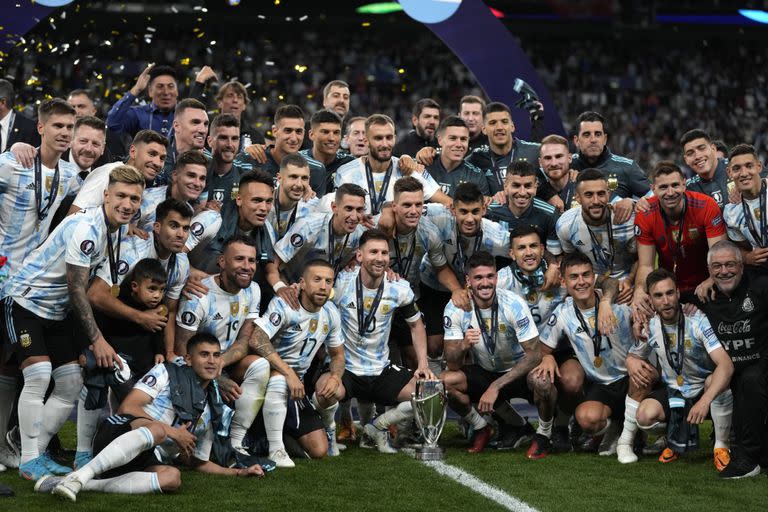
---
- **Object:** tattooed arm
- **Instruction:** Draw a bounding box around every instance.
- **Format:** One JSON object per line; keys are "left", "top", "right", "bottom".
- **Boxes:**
{"left": 248, "top": 323, "right": 304, "bottom": 399}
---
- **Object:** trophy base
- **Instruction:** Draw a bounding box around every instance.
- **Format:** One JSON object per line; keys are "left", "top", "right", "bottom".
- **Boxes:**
{"left": 414, "top": 445, "right": 444, "bottom": 461}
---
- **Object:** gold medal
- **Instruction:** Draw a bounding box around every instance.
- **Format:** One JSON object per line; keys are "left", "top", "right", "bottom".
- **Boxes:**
{"left": 676, "top": 374, "right": 684, "bottom": 386}
{"left": 111, "top": 284, "right": 120, "bottom": 297}
{"left": 594, "top": 356, "right": 603, "bottom": 368}
{"left": 158, "top": 305, "right": 168, "bottom": 318}
{"left": 526, "top": 291, "right": 538, "bottom": 303}
{"left": 329, "top": 289, "right": 335, "bottom": 300}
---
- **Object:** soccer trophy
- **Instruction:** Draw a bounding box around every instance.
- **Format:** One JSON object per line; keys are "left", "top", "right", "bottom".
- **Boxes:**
{"left": 411, "top": 379, "right": 448, "bottom": 460}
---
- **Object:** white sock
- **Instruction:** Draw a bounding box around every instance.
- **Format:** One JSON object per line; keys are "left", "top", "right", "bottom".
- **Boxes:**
{"left": 38, "top": 363, "right": 83, "bottom": 453}
{"left": 594, "top": 418, "right": 611, "bottom": 436}
{"left": 358, "top": 401, "right": 375, "bottom": 426}
{"left": 463, "top": 408, "right": 488, "bottom": 430}
{"left": 537, "top": 417, "right": 554, "bottom": 438}
{"left": 229, "top": 359, "right": 270, "bottom": 451}
{"left": 76, "top": 386, "right": 102, "bottom": 454}
{"left": 311, "top": 393, "right": 339, "bottom": 431}
{"left": 638, "top": 421, "right": 667, "bottom": 434}
{"left": 0, "top": 374, "right": 16, "bottom": 440}
{"left": 373, "top": 401, "right": 413, "bottom": 430}
{"left": 710, "top": 389, "right": 733, "bottom": 450}
{"left": 618, "top": 396, "right": 639, "bottom": 445}
{"left": 74, "top": 426, "right": 155, "bottom": 484}
{"left": 83, "top": 471, "right": 161, "bottom": 494}
{"left": 262, "top": 376, "right": 288, "bottom": 453}
{"left": 19, "top": 362, "right": 52, "bottom": 463}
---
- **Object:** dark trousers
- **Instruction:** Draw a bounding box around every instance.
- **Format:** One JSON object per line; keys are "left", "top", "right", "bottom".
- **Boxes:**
{"left": 731, "top": 362, "right": 768, "bottom": 464}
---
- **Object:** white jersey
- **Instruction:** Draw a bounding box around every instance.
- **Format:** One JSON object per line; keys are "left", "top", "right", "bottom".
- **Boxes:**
{"left": 496, "top": 264, "right": 566, "bottom": 329}
{"left": 334, "top": 156, "right": 440, "bottom": 215}
{"left": 0, "top": 152, "right": 79, "bottom": 275}
{"left": 137, "top": 186, "right": 171, "bottom": 231}
{"left": 541, "top": 298, "right": 634, "bottom": 385}
{"left": 556, "top": 206, "right": 637, "bottom": 279}
{"left": 443, "top": 288, "right": 539, "bottom": 373}
{"left": 332, "top": 267, "right": 419, "bottom": 376}
{"left": 254, "top": 296, "right": 343, "bottom": 378}
{"left": 134, "top": 363, "right": 213, "bottom": 462}
{"left": 176, "top": 275, "right": 260, "bottom": 352}
{"left": 724, "top": 194, "right": 768, "bottom": 249}
{"left": 266, "top": 196, "right": 319, "bottom": 241}
{"left": 420, "top": 204, "right": 510, "bottom": 290}
{"left": 185, "top": 209, "right": 222, "bottom": 252}
{"left": 386, "top": 216, "right": 447, "bottom": 295}
{"left": 274, "top": 211, "right": 365, "bottom": 283}
{"left": 630, "top": 311, "right": 723, "bottom": 399}
{"left": 95, "top": 232, "right": 190, "bottom": 300}
{"left": 72, "top": 161, "right": 122, "bottom": 210}
{"left": 4, "top": 207, "right": 117, "bottom": 320}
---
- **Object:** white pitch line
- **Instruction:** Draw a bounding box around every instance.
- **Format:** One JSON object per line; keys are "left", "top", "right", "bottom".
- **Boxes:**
{"left": 422, "top": 460, "right": 541, "bottom": 512}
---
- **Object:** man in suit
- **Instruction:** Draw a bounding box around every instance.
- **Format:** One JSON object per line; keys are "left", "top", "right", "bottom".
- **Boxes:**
{"left": 0, "top": 79, "right": 40, "bottom": 152}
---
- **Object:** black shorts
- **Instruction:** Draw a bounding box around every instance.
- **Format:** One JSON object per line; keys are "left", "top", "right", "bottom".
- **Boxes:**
{"left": 462, "top": 364, "right": 532, "bottom": 404}
{"left": 92, "top": 414, "right": 162, "bottom": 478}
{"left": 417, "top": 283, "right": 452, "bottom": 336}
{"left": 584, "top": 377, "right": 629, "bottom": 419}
{"left": 553, "top": 346, "right": 578, "bottom": 367}
{"left": 646, "top": 387, "right": 706, "bottom": 422}
{"left": 1, "top": 298, "right": 81, "bottom": 366}
{"left": 285, "top": 396, "right": 324, "bottom": 438}
{"left": 389, "top": 308, "right": 414, "bottom": 348}
{"left": 341, "top": 364, "right": 413, "bottom": 406}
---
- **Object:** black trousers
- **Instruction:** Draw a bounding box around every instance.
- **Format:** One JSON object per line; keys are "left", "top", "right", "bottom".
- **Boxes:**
{"left": 731, "top": 361, "right": 768, "bottom": 464}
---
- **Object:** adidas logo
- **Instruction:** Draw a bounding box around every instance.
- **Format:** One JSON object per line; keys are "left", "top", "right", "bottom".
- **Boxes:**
{"left": 575, "top": 326, "right": 585, "bottom": 333}
{"left": 346, "top": 302, "right": 356, "bottom": 309}
{"left": 213, "top": 312, "right": 223, "bottom": 321}
{"left": 291, "top": 325, "right": 302, "bottom": 331}
{"left": 445, "top": 239, "right": 453, "bottom": 245}
{"left": 26, "top": 182, "right": 35, "bottom": 190}
{"left": 575, "top": 240, "right": 585, "bottom": 246}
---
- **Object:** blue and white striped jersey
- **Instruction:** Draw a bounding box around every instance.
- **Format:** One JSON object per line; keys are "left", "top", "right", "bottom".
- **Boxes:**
{"left": 4, "top": 207, "right": 116, "bottom": 320}
{"left": 0, "top": 152, "right": 80, "bottom": 275}
{"left": 274, "top": 211, "right": 365, "bottom": 283}
{"left": 630, "top": 311, "right": 724, "bottom": 399}
{"left": 266, "top": 196, "right": 319, "bottom": 241}
{"left": 175, "top": 275, "right": 260, "bottom": 352}
{"left": 332, "top": 267, "right": 419, "bottom": 376}
{"left": 185, "top": 209, "right": 222, "bottom": 253}
{"left": 496, "top": 265, "right": 566, "bottom": 329}
{"left": 385, "top": 215, "right": 447, "bottom": 295}
{"left": 443, "top": 288, "right": 539, "bottom": 373}
{"left": 137, "top": 185, "right": 170, "bottom": 231}
{"left": 95, "top": 232, "right": 190, "bottom": 300}
{"left": 255, "top": 296, "right": 343, "bottom": 378}
{"left": 723, "top": 193, "right": 768, "bottom": 249}
{"left": 541, "top": 298, "right": 634, "bottom": 385}
{"left": 556, "top": 205, "right": 637, "bottom": 279}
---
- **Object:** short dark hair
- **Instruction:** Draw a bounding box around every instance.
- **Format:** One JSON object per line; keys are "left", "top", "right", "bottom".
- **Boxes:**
{"left": 310, "top": 109, "right": 342, "bottom": 129}
{"left": 359, "top": 228, "right": 389, "bottom": 247}
{"left": 649, "top": 161, "right": 685, "bottom": 182}
{"left": 133, "top": 129, "right": 168, "bottom": 148}
{"left": 646, "top": 267, "right": 677, "bottom": 293}
{"left": 302, "top": 258, "right": 334, "bottom": 277}
{"left": 467, "top": 250, "right": 496, "bottom": 272}
{"left": 453, "top": 182, "right": 483, "bottom": 205}
{"left": 274, "top": 104, "right": 304, "bottom": 125}
{"left": 174, "top": 150, "right": 209, "bottom": 171}
{"left": 510, "top": 225, "right": 542, "bottom": 245}
{"left": 335, "top": 183, "right": 366, "bottom": 203}
{"left": 210, "top": 113, "right": 240, "bottom": 132}
{"left": 187, "top": 332, "right": 221, "bottom": 353}
{"left": 561, "top": 251, "right": 593, "bottom": 273}
{"left": 728, "top": 143, "right": 758, "bottom": 161}
{"left": 0, "top": 79, "right": 15, "bottom": 105}
{"left": 484, "top": 101, "right": 511, "bottom": 117}
{"left": 74, "top": 115, "right": 106, "bottom": 134}
{"left": 413, "top": 98, "right": 440, "bottom": 118}
{"left": 148, "top": 65, "right": 178, "bottom": 85}
{"left": 38, "top": 98, "right": 76, "bottom": 122}
{"left": 437, "top": 115, "right": 468, "bottom": 136}
{"left": 155, "top": 198, "right": 193, "bottom": 223}
{"left": 576, "top": 111, "right": 607, "bottom": 135}
{"left": 239, "top": 169, "right": 275, "bottom": 189}
{"left": 712, "top": 139, "right": 728, "bottom": 155}
{"left": 393, "top": 176, "right": 423, "bottom": 200}
{"left": 280, "top": 153, "right": 309, "bottom": 172}
{"left": 130, "top": 258, "right": 168, "bottom": 286}
{"left": 460, "top": 95, "right": 485, "bottom": 110}
{"left": 680, "top": 128, "right": 711, "bottom": 148}
{"left": 575, "top": 168, "right": 607, "bottom": 187}
{"left": 215, "top": 81, "right": 250, "bottom": 105}
{"left": 222, "top": 234, "right": 257, "bottom": 254}
{"left": 507, "top": 160, "right": 538, "bottom": 180}
{"left": 174, "top": 98, "right": 206, "bottom": 118}
{"left": 323, "top": 80, "right": 349, "bottom": 99}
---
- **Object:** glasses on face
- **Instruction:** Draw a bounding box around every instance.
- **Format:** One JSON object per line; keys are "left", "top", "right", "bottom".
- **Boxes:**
{"left": 709, "top": 261, "right": 740, "bottom": 272}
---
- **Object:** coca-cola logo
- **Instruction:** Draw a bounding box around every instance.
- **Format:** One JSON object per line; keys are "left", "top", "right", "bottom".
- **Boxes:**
{"left": 717, "top": 319, "right": 751, "bottom": 335}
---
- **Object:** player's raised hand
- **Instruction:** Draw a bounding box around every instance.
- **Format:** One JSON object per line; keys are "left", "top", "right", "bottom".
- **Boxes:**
{"left": 130, "top": 63, "right": 155, "bottom": 96}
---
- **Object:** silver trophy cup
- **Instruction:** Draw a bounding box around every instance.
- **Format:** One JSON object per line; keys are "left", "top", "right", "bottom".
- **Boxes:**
{"left": 411, "top": 379, "right": 448, "bottom": 460}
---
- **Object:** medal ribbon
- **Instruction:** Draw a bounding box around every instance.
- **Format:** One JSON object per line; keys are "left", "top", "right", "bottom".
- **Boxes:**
{"left": 573, "top": 293, "right": 610, "bottom": 363}
{"left": 274, "top": 190, "right": 298, "bottom": 236}
{"left": 741, "top": 180, "right": 767, "bottom": 248}
{"left": 34, "top": 150, "right": 61, "bottom": 224}
{"left": 455, "top": 228, "right": 483, "bottom": 277}
{"left": 328, "top": 218, "right": 350, "bottom": 276}
{"left": 392, "top": 230, "right": 417, "bottom": 278}
{"left": 356, "top": 272, "right": 385, "bottom": 337}
{"left": 661, "top": 306, "right": 686, "bottom": 380}
{"left": 472, "top": 293, "right": 499, "bottom": 355}
{"left": 586, "top": 209, "right": 615, "bottom": 274}
{"left": 365, "top": 158, "right": 393, "bottom": 215}
{"left": 103, "top": 206, "right": 123, "bottom": 290}
{"left": 660, "top": 194, "right": 687, "bottom": 272}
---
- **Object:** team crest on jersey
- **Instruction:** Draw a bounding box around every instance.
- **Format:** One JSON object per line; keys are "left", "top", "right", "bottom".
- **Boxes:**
{"left": 191, "top": 222, "right": 204, "bottom": 237}
{"left": 443, "top": 316, "right": 451, "bottom": 328}
{"left": 140, "top": 374, "right": 157, "bottom": 388}
{"left": 80, "top": 240, "right": 95, "bottom": 255}
{"left": 754, "top": 208, "right": 762, "bottom": 221}
{"left": 242, "top": 305, "right": 248, "bottom": 315}
{"left": 117, "top": 260, "right": 129, "bottom": 275}
{"left": 499, "top": 324, "right": 507, "bottom": 333}
{"left": 322, "top": 323, "right": 329, "bottom": 334}
{"left": 290, "top": 234, "right": 304, "bottom": 248}
{"left": 684, "top": 337, "right": 692, "bottom": 349}
{"left": 213, "top": 189, "right": 225, "bottom": 203}
{"left": 742, "top": 297, "right": 755, "bottom": 313}
{"left": 230, "top": 301, "right": 240, "bottom": 316}
{"left": 45, "top": 175, "right": 53, "bottom": 192}
{"left": 309, "top": 319, "right": 318, "bottom": 333}
{"left": 711, "top": 191, "right": 723, "bottom": 206}
{"left": 688, "top": 228, "right": 700, "bottom": 240}
{"left": 382, "top": 304, "right": 390, "bottom": 314}
{"left": 181, "top": 312, "right": 197, "bottom": 326}
{"left": 270, "top": 312, "right": 281, "bottom": 325}
{"left": 19, "top": 331, "right": 31, "bottom": 348}
{"left": 546, "top": 314, "right": 557, "bottom": 327}
{"left": 364, "top": 297, "right": 373, "bottom": 310}
{"left": 607, "top": 175, "right": 618, "bottom": 191}
{"left": 231, "top": 184, "right": 240, "bottom": 200}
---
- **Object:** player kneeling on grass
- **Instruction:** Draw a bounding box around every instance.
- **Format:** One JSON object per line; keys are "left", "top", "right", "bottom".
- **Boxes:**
{"left": 629, "top": 268, "right": 734, "bottom": 471}
{"left": 35, "top": 333, "right": 263, "bottom": 502}
{"left": 441, "top": 251, "right": 546, "bottom": 455}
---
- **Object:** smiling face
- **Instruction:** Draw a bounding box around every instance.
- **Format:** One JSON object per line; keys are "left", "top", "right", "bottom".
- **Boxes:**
{"left": 357, "top": 238, "right": 389, "bottom": 280}
{"left": 331, "top": 193, "right": 366, "bottom": 233}
{"left": 148, "top": 74, "right": 178, "bottom": 111}
{"left": 70, "top": 125, "right": 105, "bottom": 170}
{"left": 172, "top": 163, "right": 206, "bottom": 202}
{"left": 562, "top": 262, "right": 596, "bottom": 302}
{"left": 648, "top": 277, "right": 680, "bottom": 323}
{"left": 186, "top": 340, "right": 222, "bottom": 383}
{"left": 103, "top": 181, "right": 144, "bottom": 227}
{"left": 728, "top": 153, "right": 763, "bottom": 194}
{"left": 683, "top": 137, "right": 717, "bottom": 177}
{"left": 367, "top": 122, "right": 395, "bottom": 163}
{"left": 393, "top": 189, "right": 424, "bottom": 231}
{"left": 323, "top": 85, "right": 350, "bottom": 117}
{"left": 218, "top": 241, "right": 257, "bottom": 290}
{"left": 539, "top": 142, "right": 572, "bottom": 182}
{"left": 504, "top": 173, "right": 537, "bottom": 212}
{"left": 272, "top": 117, "right": 304, "bottom": 155}
{"left": 510, "top": 232, "right": 544, "bottom": 273}
{"left": 467, "top": 264, "right": 497, "bottom": 303}
{"left": 438, "top": 125, "right": 469, "bottom": 165}
{"left": 482, "top": 111, "right": 514, "bottom": 148}
{"left": 279, "top": 163, "right": 310, "bottom": 202}
{"left": 651, "top": 171, "right": 686, "bottom": 214}
{"left": 300, "top": 263, "right": 335, "bottom": 309}
{"left": 708, "top": 248, "right": 743, "bottom": 294}
{"left": 310, "top": 122, "right": 342, "bottom": 159}
{"left": 208, "top": 125, "right": 240, "bottom": 164}
{"left": 451, "top": 199, "right": 485, "bottom": 237}
{"left": 576, "top": 178, "right": 610, "bottom": 223}
{"left": 131, "top": 142, "right": 167, "bottom": 183}
{"left": 174, "top": 108, "right": 209, "bottom": 150}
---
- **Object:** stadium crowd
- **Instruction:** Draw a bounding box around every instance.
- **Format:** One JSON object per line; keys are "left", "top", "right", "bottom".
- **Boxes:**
{"left": 0, "top": 5, "right": 766, "bottom": 504}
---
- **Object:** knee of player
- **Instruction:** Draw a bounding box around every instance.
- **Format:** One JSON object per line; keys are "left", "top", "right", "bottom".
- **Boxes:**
{"left": 636, "top": 400, "right": 664, "bottom": 428}
{"left": 558, "top": 371, "right": 583, "bottom": 395}
{"left": 158, "top": 466, "right": 182, "bottom": 492}
{"left": 440, "top": 371, "right": 464, "bottom": 393}
{"left": 526, "top": 372, "right": 553, "bottom": 397}
{"left": 574, "top": 404, "right": 604, "bottom": 431}
{"left": 306, "top": 439, "right": 328, "bottom": 460}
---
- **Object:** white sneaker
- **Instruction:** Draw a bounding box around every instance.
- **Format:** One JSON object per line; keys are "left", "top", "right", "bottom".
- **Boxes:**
{"left": 52, "top": 475, "right": 83, "bottom": 502}
{"left": 268, "top": 449, "right": 295, "bottom": 468}
{"left": 0, "top": 462, "right": 5, "bottom": 472}
{"left": 617, "top": 443, "right": 638, "bottom": 464}
{"left": 34, "top": 475, "right": 64, "bottom": 493}
{"left": 363, "top": 423, "right": 397, "bottom": 454}
{"left": 0, "top": 443, "right": 18, "bottom": 468}
{"left": 326, "top": 429, "right": 341, "bottom": 457}
{"left": 598, "top": 422, "right": 620, "bottom": 456}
